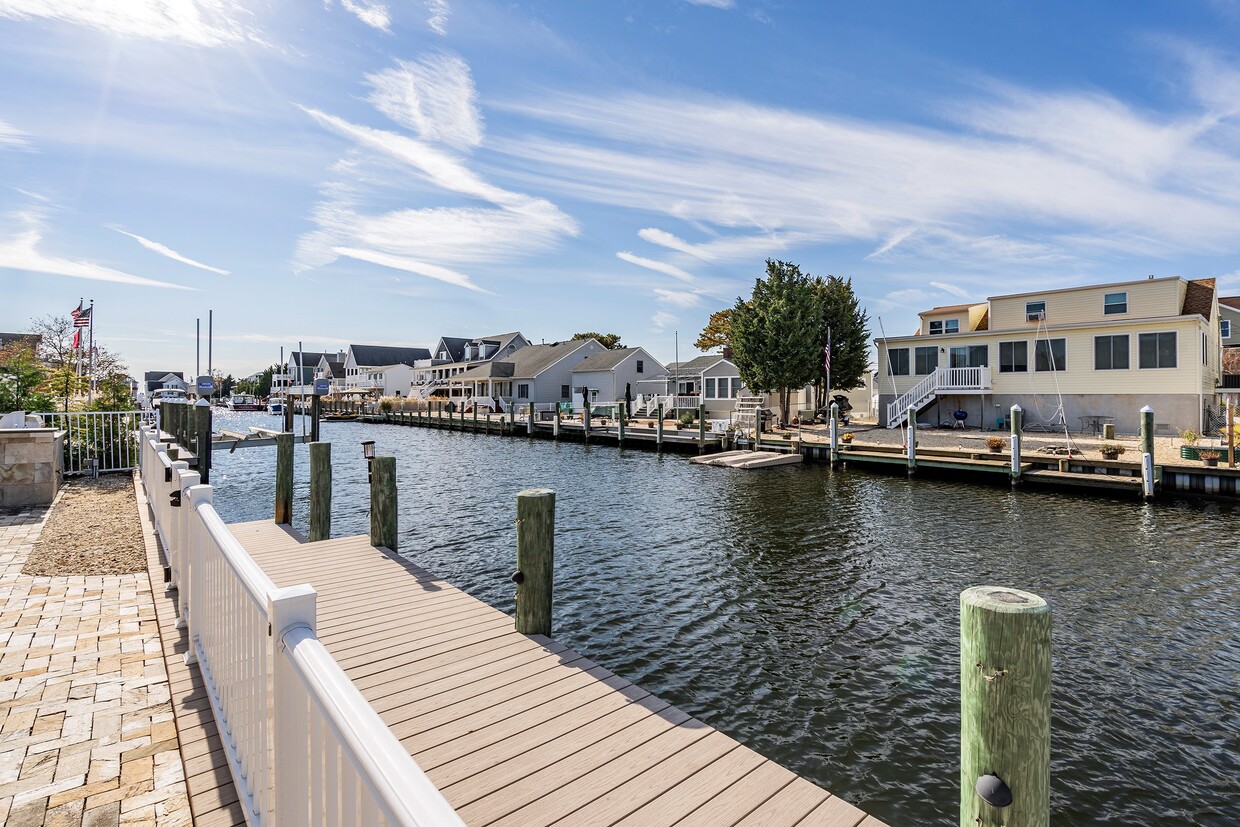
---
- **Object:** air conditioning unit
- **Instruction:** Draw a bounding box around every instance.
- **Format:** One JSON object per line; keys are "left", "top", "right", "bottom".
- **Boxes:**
{"left": 1026, "top": 311, "right": 1045, "bottom": 322}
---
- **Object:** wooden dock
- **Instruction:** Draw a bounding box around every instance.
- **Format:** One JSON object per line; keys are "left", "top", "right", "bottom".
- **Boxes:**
{"left": 215, "top": 518, "right": 885, "bottom": 826}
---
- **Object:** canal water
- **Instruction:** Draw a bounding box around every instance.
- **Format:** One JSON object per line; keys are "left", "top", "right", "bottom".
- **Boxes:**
{"left": 206, "top": 411, "right": 1238, "bottom": 825}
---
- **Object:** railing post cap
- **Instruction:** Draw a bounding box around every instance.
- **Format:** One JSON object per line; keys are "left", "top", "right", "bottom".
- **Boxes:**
{"left": 186, "top": 483, "right": 213, "bottom": 504}
{"left": 171, "top": 459, "right": 189, "bottom": 470}
{"left": 1010, "top": 404, "right": 1022, "bottom": 412}
{"left": 1141, "top": 405, "right": 1153, "bottom": 413}
{"left": 195, "top": 398, "right": 210, "bottom": 407}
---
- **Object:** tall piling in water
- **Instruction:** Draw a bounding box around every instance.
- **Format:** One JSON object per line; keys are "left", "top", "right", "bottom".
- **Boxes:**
{"left": 513, "top": 488, "right": 555, "bottom": 636}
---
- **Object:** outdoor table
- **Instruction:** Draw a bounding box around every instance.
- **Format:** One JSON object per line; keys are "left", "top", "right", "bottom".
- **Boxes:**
{"left": 1079, "top": 414, "right": 1114, "bottom": 436}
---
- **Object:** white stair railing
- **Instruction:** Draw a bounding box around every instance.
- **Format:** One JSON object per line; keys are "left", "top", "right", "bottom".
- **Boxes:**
{"left": 887, "top": 371, "right": 940, "bottom": 427}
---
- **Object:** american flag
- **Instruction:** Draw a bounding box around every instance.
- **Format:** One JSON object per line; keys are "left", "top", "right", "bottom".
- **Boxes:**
{"left": 823, "top": 342, "right": 831, "bottom": 372}
{"left": 71, "top": 329, "right": 80, "bottom": 349}
{"left": 70, "top": 300, "right": 82, "bottom": 319}
{"left": 73, "top": 306, "right": 91, "bottom": 328}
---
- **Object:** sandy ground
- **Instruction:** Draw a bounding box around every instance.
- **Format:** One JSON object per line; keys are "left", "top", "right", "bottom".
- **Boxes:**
{"left": 23, "top": 473, "right": 147, "bottom": 576}
{"left": 789, "top": 423, "right": 1228, "bottom": 467}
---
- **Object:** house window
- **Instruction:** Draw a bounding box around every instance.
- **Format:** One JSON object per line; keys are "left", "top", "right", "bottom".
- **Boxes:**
{"left": 1025, "top": 301, "right": 1046, "bottom": 321}
{"left": 517, "top": 384, "right": 530, "bottom": 399}
{"left": 914, "top": 346, "right": 938, "bottom": 375}
{"left": 705, "top": 378, "right": 717, "bottom": 398}
{"left": 1094, "top": 335, "right": 1129, "bottom": 370}
{"left": 1104, "top": 292, "right": 1127, "bottom": 315}
{"left": 1138, "top": 332, "right": 1177, "bottom": 369}
{"left": 999, "top": 341, "right": 1028, "bottom": 373}
{"left": 888, "top": 348, "right": 910, "bottom": 376}
{"left": 928, "top": 321, "right": 943, "bottom": 335}
{"left": 1222, "top": 320, "right": 1232, "bottom": 339}
{"left": 636, "top": 360, "right": 644, "bottom": 373}
{"left": 945, "top": 319, "right": 959, "bottom": 334}
{"left": 1035, "top": 338, "right": 1066, "bottom": 372}
{"left": 731, "top": 380, "right": 741, "bottom": 398}
{"left": 560, "top": 384, "right": 570, "bottom": 399}
{"left": 950, "top": 345, "right": 988, "bottom": 368}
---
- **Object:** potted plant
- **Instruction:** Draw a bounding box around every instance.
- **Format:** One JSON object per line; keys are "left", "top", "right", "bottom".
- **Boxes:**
{"left": 677, "top": 412, "right": 695, "bottom": 430}
{"left": 1180, "top": 428, "right": 1201, "bottom": 461}
{"left": 841, "top": 432, "right": 855, "bottom": 444}
{"left": 986, "top": 436, "right": 1005, "bottom": 454}
{"left": 1200, "top": 449, "right": 1221, "bottom": 468}
{"left": 1100, "top": 443, "right": 1126, "bottom": 460}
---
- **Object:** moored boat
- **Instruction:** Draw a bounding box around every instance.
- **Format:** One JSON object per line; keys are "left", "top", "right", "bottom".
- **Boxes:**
{"left": 228, "top": 394, "right": 263, "bottom": 411}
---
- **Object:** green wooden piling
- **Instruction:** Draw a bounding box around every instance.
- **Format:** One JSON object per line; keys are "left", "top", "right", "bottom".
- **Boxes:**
{"left": 1010, "top": 404, "right": 1023, "bottom": 483}
{"left": 527, "top": 402, "right": 535, "bottom": 435}
{"left": 473, "top": 403, "right": 478, "bottom": 430}
{"left": 308, "top": 441, "right": 331, "bottom": 542}
{"left": 754, "top": 408, "right": 762, "bottom": 452}
{"left": 656, "top": 403, "right": 664, "bottom": 452}
{"left": 617, "top": 406, "right": 625, "bottom": 447}
{"left": 554, "top": 405, "right": 561, "bottom": 440}
{"left": 583, "top": 401, "right": 591, "bottom": 442}
{"left": 274, "top": 433, "right": 293, "bottom": 524}
{"left": 830, "top": 402, "right": 840, "bottom": 464}
{"left": 906, "top": 404, "right": 917, "bottom": 473}
{"left": 514, "top": 488, "right": 555, "bottom": 636}
{"left": 960, "top": 586, "right": 1051, "bottom": 827}
{"left": 698, "top": 403, "right": 706, "bottom": 454}
{"left": 193, "top": 400, "right": 212, "bottom": 483}
{"left": 369, "top": 456, "right": 397, "bottom": 551}
{"left": 509, "top": 401, "right": 516, "bottom": 428}
{"left": 1139, "top": 405, "right": 1154, "bottom": 457}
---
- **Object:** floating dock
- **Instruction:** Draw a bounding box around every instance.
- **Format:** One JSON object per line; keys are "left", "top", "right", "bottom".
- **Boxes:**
{"left": 691, "top": 450, "right": 803, "bottom": 469}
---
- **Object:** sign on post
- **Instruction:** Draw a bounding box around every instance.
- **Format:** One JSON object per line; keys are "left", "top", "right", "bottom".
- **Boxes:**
{"left": 314, "top": 378, "right": 330, "bottom": 396}
{"left": 196, "top": 375, "right": 215, "bottom": 395}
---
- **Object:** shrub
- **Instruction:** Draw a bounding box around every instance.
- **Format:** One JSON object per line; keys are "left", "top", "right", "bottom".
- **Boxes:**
{"left": 1181, "top": 428, "right": 1200, "bottom": 445}
{"left": 678, "top": 411, "right": 696, "bottom": 427}
{"left": 1100, "top": 443, "right": 1126, "bottom": 457}
{"left": 378, "top": 396, "right": 397, "bottom": 412}
{"left": 1199, "top": 449, "right": 1221, "bottom": 461}
{"left": 985, "top": 436, "right": 1006, "bottom": 451}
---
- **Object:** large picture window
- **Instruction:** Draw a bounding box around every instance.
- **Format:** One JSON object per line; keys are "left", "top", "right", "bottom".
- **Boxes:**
{"left": 1094, "top": 335, "right": 1129, "bottom": 370}
{"left": 1138, "top": 332, "right": 1177, "bottom": 369}
{"left": 949, "top": 345, "right": 988, "bottom": 368}
{"left": 888, "top": 348, "right": 909, "bottom": 376}
{"left": 999, "top": 341, "right": 1027, "bottom": 373}
{"left": 914, "top": 346, "right": 938, "bottom": 375}
{"left": 1035, "top": 338, "right": 1066, "bottom": 372}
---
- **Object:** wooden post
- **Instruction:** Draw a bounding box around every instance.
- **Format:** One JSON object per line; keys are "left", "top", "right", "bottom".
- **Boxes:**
{"left": 656, "top": 403, "right": 664, "bottom": 452}
{"left": 960, "top": 586, "right": 1051, "bottom": 827}
{"left": 697, "top": 403, "right": 706, "bottom": 454}
{"left": 509, "top": 401, "right": 516, "bottom": 428}
{"left": 527, "top": 402, "right": 535, "bottom": 435}
{"left": 553, "top": 405, "right": 561, "bottom": 439}
{"left": 1010, "top": 404, "right": 1022, "bottom": 484}
{"left": 1229, "top": 398, "right": 1235, "bottom": 469}
{"left": 284, "top": 397, "right": 294, "bottom": 433}
{"left": 583, "top": 401, "right": 591, "bottom": 442}
{"left": 617, "top": 405, "right": 625, "bottom": 447}
{"left": 310, "top": 395, "right": 321, "bottom": 442}
{"left": 906, "top": 404, "right": 917, "bottom": 473}
{"left": 754, "top": 408, "right": 762, "bottom": 451}
{"left": 369, "top": 456, "right": 397, "bottom": 551}
{"left": 274, "top": 433, "right": 293, "bottom": 524}
{"left": 830, "top": 402, "right": 840, "bottom": 464}
{"left": 193, "top": 399, "right": 211, "bottom": 483}
{"left": 473, "top": 403, "right": 478, "bottom": 430}
{"left": 1140, "top": 405, "right": 1155, "bottom": 499}
{"left": 514, "top": 488, "right": 554, "bottom": 636}
{"left": 308, "top": 441, "right": 331, "bottom": 542}
{"left": 1101, "top": 422, "right": 1115, "bottom": 441}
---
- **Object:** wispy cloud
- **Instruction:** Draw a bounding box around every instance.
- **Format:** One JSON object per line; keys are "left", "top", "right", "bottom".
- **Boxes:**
{"left": 0, "top": 0, "right": 263, "bottom": 47}
{"left": 654, "top": 287, "right": 701, "bottom": 307}
{"left": 0, "top": 210, "right": 191, "bottom": 290}
{"left": 297, "top": 54, "right": 577, "bottom": 292}
{"left": 616, "top": 251, "right": 696, "bottom": 283}
{"left": 109, "top": 227, "right": 230, "bottom": 275}
{"left": 685, "top": 0, "right": 735, "bottom": 8}
{"left": 339, "top": 0, "right": 390, "bottom": 31}
{"left": 652, "top": 310, "right": 679, "bottom": 330}
{"left": 365, "top": 53, "right": 482, "bottom": 150}
{"left": 425, "top": 0, "right": 449, "bottom": 34}
{"left": 0, "top": 119, "right": 27, "bottom": 147}
{"left": 928, "top": 280, "right": 970, "bottom": 298}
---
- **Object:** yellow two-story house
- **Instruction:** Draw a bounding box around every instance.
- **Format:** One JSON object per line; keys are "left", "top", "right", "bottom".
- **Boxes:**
{"left": 875, "top": 276, "right": 1221, "bottom": 434}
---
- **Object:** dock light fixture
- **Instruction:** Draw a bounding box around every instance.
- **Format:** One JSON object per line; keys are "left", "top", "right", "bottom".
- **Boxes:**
{"left": 361, "top": 440, "right": 376, "bottom": 482}
{"left": 975, "top": 774, "right": 1013, "bottom": 808}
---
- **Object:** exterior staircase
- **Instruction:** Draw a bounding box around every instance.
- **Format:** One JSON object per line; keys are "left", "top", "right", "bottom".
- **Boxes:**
{"left": 885, "top": 367, "right": 992, "bottom": 428}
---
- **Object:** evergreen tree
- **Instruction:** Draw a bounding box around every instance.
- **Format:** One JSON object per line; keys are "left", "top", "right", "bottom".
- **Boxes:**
{"left": 730, "top": 260, "right": 822, "bottom": 424}
{"left": 812, "top": 275, "right": 871, "bottom": 409}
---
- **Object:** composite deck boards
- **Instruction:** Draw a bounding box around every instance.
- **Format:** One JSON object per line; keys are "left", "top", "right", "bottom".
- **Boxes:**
{"left": 227, "top": 518, "right": 883, "bottom": 826}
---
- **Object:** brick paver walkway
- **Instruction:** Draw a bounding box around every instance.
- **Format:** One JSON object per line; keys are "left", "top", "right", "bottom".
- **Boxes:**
{"left": 0, "top": 481, "right": 191, "bottom": 826}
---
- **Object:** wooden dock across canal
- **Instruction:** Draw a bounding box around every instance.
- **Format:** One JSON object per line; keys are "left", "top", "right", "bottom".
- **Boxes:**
{"left": 223, "top": 518, "right": 885, "bottom": 826}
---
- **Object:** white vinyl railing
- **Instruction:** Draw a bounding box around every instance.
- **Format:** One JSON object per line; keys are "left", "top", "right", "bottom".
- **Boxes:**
{"left": 939, "top": 366, "right": 991, "bottom": 390}
{"left": 138, "top": 427, "right": 463, "bottom": 827}
{"left": 885, "top": 367, "right": 994, "bottom": 426}
{"left": 38, "top": 409, "right": 157, "bottom": 474}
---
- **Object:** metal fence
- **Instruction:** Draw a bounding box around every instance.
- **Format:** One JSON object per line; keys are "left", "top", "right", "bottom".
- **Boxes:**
{"left": 38, "top": 410, "right": 158, "bottom": 475}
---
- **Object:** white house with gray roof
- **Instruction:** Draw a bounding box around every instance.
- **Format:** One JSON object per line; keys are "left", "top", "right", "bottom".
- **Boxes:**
{"left": 413, "top": 332, "right": 528, "bottom": 400}
{"left": 449, "top": 338, "right": 607, "bottom": 412}
{"left": 570, "top": 347, "right": 665, "bottom": 406}
{"left": 344, "top": 344, "right": 432, "bottom": 395}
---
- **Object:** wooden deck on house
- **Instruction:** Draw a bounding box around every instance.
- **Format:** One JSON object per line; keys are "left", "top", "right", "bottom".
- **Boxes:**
{"left": 223, "top": 518, "right": 886, "bottom": 826}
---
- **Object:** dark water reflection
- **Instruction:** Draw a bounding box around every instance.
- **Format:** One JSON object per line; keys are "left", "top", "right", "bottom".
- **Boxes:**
{"left": 208, "top": 411, "right": 1240, "bottom": 825}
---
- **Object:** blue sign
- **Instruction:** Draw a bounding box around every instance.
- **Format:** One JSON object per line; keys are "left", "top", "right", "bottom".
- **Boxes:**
{"left": 196, "top": 375, "right": 215, "bottom": 394}
{"left": 313, "top": 378, "right": 330, "bottom": 395}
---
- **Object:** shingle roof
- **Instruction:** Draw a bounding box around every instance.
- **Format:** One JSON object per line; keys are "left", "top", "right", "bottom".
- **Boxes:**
{"left": 667, "top": 355, "right": 727, "bottom": 374}
{"left": 350, "top": 345, "right": 432, "bottom": 367}
{"left": 507, "top": 339, "right": 596, "bottom": 378}
{"left": 1218, "top": 296, "right": 1240, "bottom": 311}
{"left": 919, "top": 303, "right": 977, "bottom": 316}
{"left": 1182, "top": 278, "right": 1215, "bottom": 320}
{"left": 571, "top": 348, "right": 642, "bottom": 372}
{"left": 289, "top": 351, "right": 329, "bottom": 368}
{"left": 435, "top": 337, "right": 469, "bottom": 361}
{"left": 144, "top": 371, "right": 184, "bottom": 382}
{"left": 0, "top": 332, "right": 40, "bottom": 350}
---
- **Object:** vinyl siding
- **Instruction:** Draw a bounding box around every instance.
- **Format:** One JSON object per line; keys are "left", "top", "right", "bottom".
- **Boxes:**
{"left": 1220, "top": 304, "right": 1240, "bottom": 347}
{"left": 989, "top": 278, "right": 1182, "bottom": 329}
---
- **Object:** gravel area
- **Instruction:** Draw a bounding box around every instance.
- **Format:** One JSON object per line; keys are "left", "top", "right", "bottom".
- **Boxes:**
{"left": 23, "top": 472, "right": 148, "bottom": 575}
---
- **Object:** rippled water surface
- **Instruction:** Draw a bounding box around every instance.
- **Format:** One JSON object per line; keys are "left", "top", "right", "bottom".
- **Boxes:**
{"left": 207, "top": 411, "right": 1239, "bottom": 825}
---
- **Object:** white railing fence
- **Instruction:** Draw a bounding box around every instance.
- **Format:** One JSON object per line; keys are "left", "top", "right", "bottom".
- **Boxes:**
{"left": 38, "top": 409, "right": 157, "bottom": 474}
{"left": 885, "top": 367, "right": 994, "bottom": 426}
{"left": 138, "top": 427, "right": 462, "bottom": 827}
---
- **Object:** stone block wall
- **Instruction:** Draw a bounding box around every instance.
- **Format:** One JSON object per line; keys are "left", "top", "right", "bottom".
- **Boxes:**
{"left": 0, "top": 428, "right": 64, "bottom": 507}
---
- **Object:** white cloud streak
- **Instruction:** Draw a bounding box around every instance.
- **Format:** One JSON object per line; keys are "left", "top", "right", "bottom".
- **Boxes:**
{"left": 685, "top": 0, "right": 735, "bottom": 8}
{"left": 425, "top": 0, "right": 449, "bottom": 34}
{"left": 654, "top": 287, "right": 701, "bottom": 307}
{"left": 365, "top": 53, "right": 482, "bottom": 150}
{"left": 651, "top": 311, "right": 679, "bottom": 330}
{"left": 928, "top": 280, "right": 970, "bottom": 298}
{"left": 0, "top": 119, "right": 27, "bottom": 147}
{"left": 0, "top": 0, "right": 262, "bottom": 47}
{"left": 333, "top": 247, "right": 490, "bottom": 293}
{"left": 340, "top": 0, "right": 390, "bottom": 31}
{"left": 110, "top": 227, "right": 230, "bottom": 275}
{"left": 616, "top": 251, "right": 696, "bottom": 283}
{"left": 0, "top": 211, "right": 191, "bottom": 290}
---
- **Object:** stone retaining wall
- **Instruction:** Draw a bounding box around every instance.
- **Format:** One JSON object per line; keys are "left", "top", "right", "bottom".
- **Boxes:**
{"left": 0, "top": 427, "right": 64, "bottom": 507}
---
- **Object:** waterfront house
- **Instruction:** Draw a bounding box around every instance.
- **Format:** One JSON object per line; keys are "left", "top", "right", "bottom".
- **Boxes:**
{"left": 313, "top": 354, "right": 347, "bottom": 395}
{"left": 635, "top": 355, "right": 755, "bottom": 419}
{"left": 875, "top": 276, "right": 1222, "bottom": 433}
{"left": 343, "top": 344, "right": 432, "bottom": 397}
{"left": 449, "top": 338, "right": 607, "bottom": 412}
{"left": 413, "top": 332, "right": 528, "bottom": 401}
{"left": 569, "top": 347, "right": 666, "bottom": 406}
{"left": 143, "top": 371, "right": 187, "bottom": 395}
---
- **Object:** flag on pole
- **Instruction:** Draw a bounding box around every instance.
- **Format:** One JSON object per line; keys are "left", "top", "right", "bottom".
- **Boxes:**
{"left": 70, "top": 300, "right": 82, "bottom": 320}
{"left": 73, "top": 306, "right": 91, "bottom": 328}
{"left": 72, "top": 329, "right": 81, "bottom": 349}
{"left": 824, "top": 343, "right": 832, "bottom": 372}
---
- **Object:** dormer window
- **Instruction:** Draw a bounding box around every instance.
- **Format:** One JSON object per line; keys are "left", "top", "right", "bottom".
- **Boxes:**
{"left": 945, "top": 319, "right": 959, "bottom": 334}
{"left": 929, "top": 321, "right": 943, "bottom": 335}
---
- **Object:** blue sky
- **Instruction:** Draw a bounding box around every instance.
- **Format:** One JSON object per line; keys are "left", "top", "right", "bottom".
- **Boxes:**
{"left": 2, "top": 1, "right": 1239, "bottom": 379}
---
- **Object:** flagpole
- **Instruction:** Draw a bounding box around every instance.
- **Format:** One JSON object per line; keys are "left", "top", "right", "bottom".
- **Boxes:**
{"left": 826, "top": 326, "right": 832, "bottom": 410}
{"left": 87, "top": 299, "right": 95, "bottom": 404}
